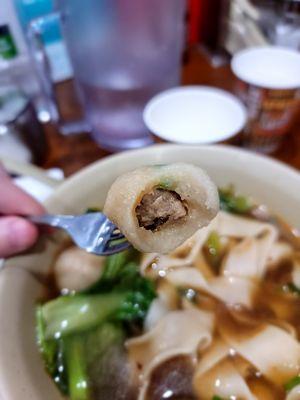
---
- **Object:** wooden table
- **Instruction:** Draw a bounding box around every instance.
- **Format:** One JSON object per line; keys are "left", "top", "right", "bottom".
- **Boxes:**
{"left": 41, "top": 46, "right": 300, "bottom": 177}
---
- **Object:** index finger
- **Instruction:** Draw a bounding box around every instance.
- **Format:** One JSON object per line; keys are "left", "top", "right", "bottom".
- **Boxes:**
{"left": 0, "top": 165, "right": 45, "bottom": 215}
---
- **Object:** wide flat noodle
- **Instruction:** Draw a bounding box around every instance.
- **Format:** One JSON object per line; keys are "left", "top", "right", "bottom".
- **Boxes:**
{"left": 194, "top": 358, "right": 257, "bottom": 400}
{"left": 267, "top": 241, "right": 293, "bottom": 267}
{"left": 166, "top": 267, "right": 256, "bottom": 307}
{"left": 195, "top": 338, "right": 230, "bottom": 376}
{"left": 143, "top": 298, "right": 170, "bottom": 332}
{"left": 140, "top": 225, "right": 214, "bottom": 275}
{"left": 141, "top": 211, "right": 278, "bottom": 281}
{"left": 220, "top": 324, "right": 300, "bottom": 385}
{"left": 216, "top": 211, "right": 278, "bottom": 238}
{"left": 286, "top": 384, "right": 300, "bottom": 400}
{"left": 126, "top": 309, "right": 214, "bottom": 381}
{"left": 221, "top": 230, "right": 276, "bottom": 280}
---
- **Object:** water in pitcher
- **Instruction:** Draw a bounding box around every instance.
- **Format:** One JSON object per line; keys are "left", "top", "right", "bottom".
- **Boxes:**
{"left": 80, "top": 82, "right": 154, "bottom": 150}
{"left": 78, "top": 68, "right": 180, "bottom": 150}
{"left": 59, "top": 0, "right": 185, "bottom": 150}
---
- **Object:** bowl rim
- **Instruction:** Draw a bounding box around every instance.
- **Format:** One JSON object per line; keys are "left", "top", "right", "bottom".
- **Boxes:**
{"left": 45, "top": 144, "right": 300, "bottom": 207}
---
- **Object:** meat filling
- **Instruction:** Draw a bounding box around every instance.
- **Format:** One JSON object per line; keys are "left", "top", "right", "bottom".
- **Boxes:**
{"left": 135, "top": 188, "right": 188, "bottom": 231}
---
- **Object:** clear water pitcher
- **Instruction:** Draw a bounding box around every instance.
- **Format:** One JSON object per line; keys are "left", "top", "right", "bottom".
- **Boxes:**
{"left": 27, "top": 0, "right": 186, "bottom": 151}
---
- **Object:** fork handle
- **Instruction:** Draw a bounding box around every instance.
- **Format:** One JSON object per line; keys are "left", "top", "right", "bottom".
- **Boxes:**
{"left": 27, "top": 214, "right": 74, "bottom": 229}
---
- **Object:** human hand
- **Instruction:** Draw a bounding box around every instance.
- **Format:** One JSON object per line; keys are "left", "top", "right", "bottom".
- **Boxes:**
{"left": 0, "top": 165, "right": 45, "bottom": 258}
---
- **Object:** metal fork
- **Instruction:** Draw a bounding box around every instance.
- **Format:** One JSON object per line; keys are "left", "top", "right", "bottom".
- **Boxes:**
{"left": 28, "top": 213, "right": 131, "bottom": 256}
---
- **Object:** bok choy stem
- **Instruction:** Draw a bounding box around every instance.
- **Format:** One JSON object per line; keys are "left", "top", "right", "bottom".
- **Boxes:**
{"left": 42, "top": 292, "right": 128, "bottom": 340}
{"left": 65, "top": 335, "right": 90, "bottom": 400}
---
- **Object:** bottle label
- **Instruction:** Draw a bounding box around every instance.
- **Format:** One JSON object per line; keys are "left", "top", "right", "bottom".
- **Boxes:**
{"left": 0, "top": 25, "right": 18, "bottom": 60}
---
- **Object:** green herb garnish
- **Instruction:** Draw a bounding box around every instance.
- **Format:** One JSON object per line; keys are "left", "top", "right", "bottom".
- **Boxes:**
{"left": 219, "top": 186, "right": 253, "bottom": 214}
{"left": 284, "top": 375, "right": 300, "bottom": 391}
{"left": 283, "top": 283, "right": 300, "bottom": 296}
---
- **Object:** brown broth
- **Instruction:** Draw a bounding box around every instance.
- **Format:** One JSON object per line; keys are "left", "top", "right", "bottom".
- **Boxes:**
{"left": 216, "top": 304, "right": 267, "bottom": 342}
{"left": 247, "top": 375, "right": 285, "bottom": 400}
{"left": 253, "top": 280, "right": 300, "bottom": 335}
{"left": 43, "top": 209, "right": 300, "bottom": 400}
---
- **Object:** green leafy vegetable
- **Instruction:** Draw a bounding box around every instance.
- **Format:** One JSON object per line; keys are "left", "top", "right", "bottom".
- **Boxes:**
{"left": 85, "top": 249, "right": 140, "bottom": 294}
{"left": 84, "top": 251, "right": 156, "bottom": 322}
{"left": 284, "top": 375, "right": 300, "bottom": 391}
{"left": 42, "top": 292, "right": 129, "bottom": 339}
{"left": 157, "top": 177, "right": 174, "bottom": 190}
{"left": 85, "top": 207, "right": 101, "bottom": 213}
{"left": 36, "top": 305, "right": 68, "bottom": 394}
{"left": 64, "top": 335, "right": 90, "bottom": 400}
{"left": 85, "top": 322, "right": 124, "bottom": 363}
{"left": 36, "top": 305, "right": 57, "bottom": 373}
{"left": 212, "top": 396, "right": 226, "bottom": 400}
{"left": 40, "top": 251, "right": 155, "bottom": 339}
{"left": 37, "top": 250, "right": 156, "bottom": 399}
{"left": 205, "top": 231, "right": 222, "bottom": 270}
{"left": 283, "top": 283, "right": 300, "bottom": 296}
{"left": 219, "top": 186, "right": 253, "bottom": 214}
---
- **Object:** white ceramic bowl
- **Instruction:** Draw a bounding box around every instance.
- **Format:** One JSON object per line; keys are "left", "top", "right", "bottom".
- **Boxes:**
{"left": 1, "top": 144, "right": 300, "bottom": 399}
{"left": 143, "top": 86, "right": 247, "bottom": 144}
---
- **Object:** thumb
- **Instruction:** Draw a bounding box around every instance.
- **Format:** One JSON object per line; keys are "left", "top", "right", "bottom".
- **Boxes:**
{"left": 0, "top": 216, "right": 39, "bottom": 258}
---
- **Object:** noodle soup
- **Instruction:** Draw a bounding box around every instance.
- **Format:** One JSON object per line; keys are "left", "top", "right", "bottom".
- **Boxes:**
{"left": 37, "top": 186, "right": 300, "bottom": 400}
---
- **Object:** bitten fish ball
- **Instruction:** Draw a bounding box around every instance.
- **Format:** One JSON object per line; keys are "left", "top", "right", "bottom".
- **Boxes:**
{"left": 104, "top": 163, "right": 219, "bottom": 253}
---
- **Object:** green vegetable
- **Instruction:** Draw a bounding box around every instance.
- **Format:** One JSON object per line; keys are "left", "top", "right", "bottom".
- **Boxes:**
{"left": 205, "top": 231, "right": 222, "bottom": 270}
{"left": 219, "top": 186, "right": 252, "bottom": 214}
{"left": 42, "top": 292, "right": 129, "bottom": 339}
{"left": 85, "top": 322, "right": 124, "bottom": 363}
{"left": 212, "top": 396, "right": 226, "bottom": 400}
{"left": 37, "top": 250, "right": 156, "bottom": 399}
{"left": 84, "top": 251, "right": 156, "bottom": 322}
{"left": 157, "top": 177, "right": 174, "bottom": 190}
{"left": 65, "top": 335, "right": 90, "bottom": 400}
{"left": 36, "top": 305, "right": 68, "bottom": 394}
{"left": 85, "top": 249, "right": 140, "bottom": 294}
{"left": 40, "top": 251, "right": 155, "bottom": 339}
{"left": 36, "top": 305, "right": 57, "bottom": 374}
{"left": 284, "top": 375, "right": 300, "bottom": 391}
{"left": 85, "top": 207, "right": 101, "bottom": 213}
{"left": 283, "top": 283, "right": 300, "bottom": 296}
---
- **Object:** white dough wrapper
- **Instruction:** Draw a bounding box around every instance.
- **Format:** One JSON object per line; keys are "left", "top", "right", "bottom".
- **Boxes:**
{"left": 104, "top": 163, "right": 219, "bottom": 253}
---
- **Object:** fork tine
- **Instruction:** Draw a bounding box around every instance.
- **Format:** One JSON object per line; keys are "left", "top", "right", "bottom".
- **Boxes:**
{"left": 109, "top": 231, "right": 125, "bottom": 240}
{"left": 102, "top": 239, "right": 132, "bottom": 255}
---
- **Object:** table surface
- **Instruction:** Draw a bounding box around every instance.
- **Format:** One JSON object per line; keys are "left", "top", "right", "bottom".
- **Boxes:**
{"left": 41, "top": 46, "right": 300, "bottom": 177}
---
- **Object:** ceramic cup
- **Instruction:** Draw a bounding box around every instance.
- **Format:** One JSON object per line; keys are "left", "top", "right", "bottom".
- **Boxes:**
{"left": 231, "top": 46, "right": 300, "bottom": 153}
{"left": 143, "top": 86, "right": 247, "bottom": 145}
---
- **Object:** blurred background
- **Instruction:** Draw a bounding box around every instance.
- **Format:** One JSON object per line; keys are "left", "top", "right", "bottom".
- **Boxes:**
{"left": 1, "top": 0, "right": 300, "bottom": 185}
